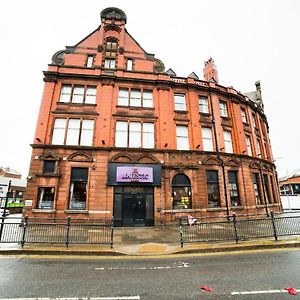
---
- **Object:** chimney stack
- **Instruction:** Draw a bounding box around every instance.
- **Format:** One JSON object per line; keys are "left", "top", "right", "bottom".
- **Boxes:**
{"left": 203, "top": 57, "right": 219, "bottom": 83}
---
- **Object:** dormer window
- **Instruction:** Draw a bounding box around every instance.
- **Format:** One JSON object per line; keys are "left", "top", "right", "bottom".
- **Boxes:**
{"left": 104, "top": 58, "right": 116, "bottom": 69}
{"left": 86, "top": 55, "right": 94, "bottom": 68}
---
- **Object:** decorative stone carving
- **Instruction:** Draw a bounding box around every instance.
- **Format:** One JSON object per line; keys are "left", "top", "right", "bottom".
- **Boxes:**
{"left": 67, "top": 151, "right": 93, "bottom": 162}
{"left": 51, "top": 50, "right": 65, "bottom": 65}
{"left": 104, "top": 24, "right": 122, "bottom": 33}
{"left": 154, "top": 58, "right": 165, "bottom": 73}
{"left": 101, "top": 7, "right": 127, "bottom": 24}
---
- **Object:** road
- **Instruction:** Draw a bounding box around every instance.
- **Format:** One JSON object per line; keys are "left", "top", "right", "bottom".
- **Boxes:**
{"left": 0, "top": 249, "right": 300, "bottom": 299}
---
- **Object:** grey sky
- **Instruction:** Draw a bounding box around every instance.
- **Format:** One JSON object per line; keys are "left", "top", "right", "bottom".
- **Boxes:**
{"left": 1, "top": 0, "right": 299, "bottom": 178}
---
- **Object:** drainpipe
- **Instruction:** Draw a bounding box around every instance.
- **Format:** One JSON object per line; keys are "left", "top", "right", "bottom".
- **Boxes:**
{"left": 258, "top": 162, "right": 269, "bottom": 216}
{"left": 208, "top": 89, "right": 230, "bottom": 219}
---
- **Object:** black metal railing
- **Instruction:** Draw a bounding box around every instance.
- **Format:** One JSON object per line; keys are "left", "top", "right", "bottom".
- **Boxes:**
{"left": 179, "top": 211, "right": 300, "bottom": 247}
{"left": 0, "top": 216, "right": 114, "bottom": 248}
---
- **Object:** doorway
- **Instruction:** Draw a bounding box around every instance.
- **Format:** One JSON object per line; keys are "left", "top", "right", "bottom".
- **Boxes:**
{"left": 113, "top": 186, "right": 154, "bottom": 227}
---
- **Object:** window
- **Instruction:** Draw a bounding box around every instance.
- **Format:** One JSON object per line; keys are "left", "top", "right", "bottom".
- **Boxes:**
{"left": 219, "top": 101, "right": 228, "bottom": 117}
{"left": 174, "top": 94, "right": 186, "bottom": 111}
{"left": 69, "top": 168, "right": 88, "bottom": 210}
{"left": 199, "top": 97, "right": 209, "bottom": 114}
{"left": 118, "top": 88, "right": 153, "bottom": 108}
{"left": 228, "top": 171, "right": 240, "bottom": 206}
{"left": 115, "top": 121, "right": 154, "bottom": 148}
{"left": 206, "top": 170, "right": 220, "bottom": 207}
{"left": 252, "top": 113, "right": 257, "bottom": 128}
{"left": 171, "top": 174, "right": 192, "bottom": 209}
{"left": 52, "top": 118, "right": 94, "bottom": 146}
{"left": 37, "top": 187, "right": 55, "bottom": 209}
{"left": 224, "top": 130, "right": 233, "bottom": 153}
{"left": 202, "top": 127, "right": 213, "bottom": 151}
{"left": 59, "top": 85, "right": 96, "bottom": 104}
{"left": 241, "top": 108, "right": 247, "bottom": 123}
{"left": 105, "top": 41, "right": 118, "bottom": 57}
{"left": 43, "top": 161, "right": 56, "bottom": 174}
{"left": 256, "top": 138, "right": 261, "bottom": 157}
{"left": 270, "top": 175, "right": 277, "bottom": 203}
{"left": 253, "top": 173, "right": 262, "bottom": 205}
{"left": 263, "top": 174, "right": 271, "bottom": 204}
{"left": 176, "top": 125, "right": 189, "bottom": 150}
{"left": 126, "top": 59, "right": 133, "bottom": 71}
{"left": 104, "top": 58, "right": 116, "bottom": 69}
{"left": 245, "top": 135, "right": 252, "bottom": 156}
{"left": 86, "top": 55, "right": 94, "bottom": 68}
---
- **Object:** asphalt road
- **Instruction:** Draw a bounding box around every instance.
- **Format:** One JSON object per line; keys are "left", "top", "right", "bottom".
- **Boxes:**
{"left": 0, "top": 249, "right": 300, "bottom": 299}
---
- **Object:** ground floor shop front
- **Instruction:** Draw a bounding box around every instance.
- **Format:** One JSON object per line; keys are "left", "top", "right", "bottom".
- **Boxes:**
{"left": 24, "top": 149, "right": 282, "bottom": 225}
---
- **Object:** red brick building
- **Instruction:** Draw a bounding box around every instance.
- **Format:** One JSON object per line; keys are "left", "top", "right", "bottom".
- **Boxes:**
{"left": 24, "top": 7, "right": 281, "bottom": 226}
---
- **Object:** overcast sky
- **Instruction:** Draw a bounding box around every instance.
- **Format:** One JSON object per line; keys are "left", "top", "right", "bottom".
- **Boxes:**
{"left": 1, "top": 0, "right": 299, "bottom": 178}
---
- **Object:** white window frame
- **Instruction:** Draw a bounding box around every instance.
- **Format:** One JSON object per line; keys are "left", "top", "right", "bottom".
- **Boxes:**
{"left": 241, "top": 108, "right": 247, "bottom": 123}
{"left": 126, "top": 59, "right": 133, "bottom": 71}
{"left": 202, "top": 127, "right": 213, "bottom": 151}
{"left": 115, "top": 121, "right": 155, "bottom": 148}
{"left": 219, "top": 101, "right": 228, "bottom": 118}
{"left": 174, "top": 94, "right": 186, "bottom": 111}
{"left": 199, "top": 97, "right": 209, "bottom": 114}
{"left": 246, "top": 135, "right": 252, "bottom": 156}
{"left": 224, "top": 130, "right": 233, "bottom": 153}
{"left": 104, "top": 58, "right": 116, "bottom": 69}
{"left": 59, "top": 85, "right": 96, "bottom": 104}
{"left": 52, "top": 118, "right": 94, "bottom": 146}
{"left": 117, "top": 89, "right": 153, "bottom": 108}
{"left": 86, "top": 55, "right": 94, "bottom": 68}
{"left": 256, "top": 138, "right": 261, "bottom": 157}
{"left": 176, "top": 125, "right": 189, "bottom": 150}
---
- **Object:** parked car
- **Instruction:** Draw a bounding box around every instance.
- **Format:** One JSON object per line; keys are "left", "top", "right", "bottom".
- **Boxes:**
{"left": 0, "top": 208, "right": 10, "bottom": 216}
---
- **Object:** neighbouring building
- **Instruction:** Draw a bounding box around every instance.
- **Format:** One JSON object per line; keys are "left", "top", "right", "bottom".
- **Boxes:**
{"left": 24, "top": 7, "right": 281, "bottom": 226}
{"left": 279, "top": 171, "right": 300, "bottom": 195}
{"left": 0, "top": 167, "right": 26, "bottom": 206}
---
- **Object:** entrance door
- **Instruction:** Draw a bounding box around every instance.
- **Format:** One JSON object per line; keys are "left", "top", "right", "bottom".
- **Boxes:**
{"left": 122, "top": 193, "right": 146, "bottom": 226}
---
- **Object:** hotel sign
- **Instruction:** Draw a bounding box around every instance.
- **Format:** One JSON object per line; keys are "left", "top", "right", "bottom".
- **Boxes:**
{"left": 107, "top": 163, "right": 161, "bottom": 186}
{"left": 116, "top": 166, "right": 153, "bottom": 183}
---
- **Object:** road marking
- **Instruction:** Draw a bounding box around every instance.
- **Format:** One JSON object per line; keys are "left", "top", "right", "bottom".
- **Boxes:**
{"left": 94, "top": 262, "right": 189, "bottom": 271}
{"left": 0, "top": 297, "right": 140, "bottom": 300}
{"left": 231, "top": 289, "right": 300, "bottom": 295}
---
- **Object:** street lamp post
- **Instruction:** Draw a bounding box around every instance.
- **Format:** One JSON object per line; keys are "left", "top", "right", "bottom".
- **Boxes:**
{"left": 0, "top": 180, "right": 11, "bottom": 242}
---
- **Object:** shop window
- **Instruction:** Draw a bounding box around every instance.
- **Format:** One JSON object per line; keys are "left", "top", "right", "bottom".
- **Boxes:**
{"left": 199, "top": 96, "right": 209, "bottom": 114}
{"left": 174, "top": 94, "right": 186, "bottom": 111}
{"left": 37, "top": 187, "right": 55, "bottom": 209}
{"left": 43, "top": 160, "right": 56, "bottom": 174}
{"left": 253, "top": 173, "right": 262, "bottom": 205}
{"left": 171, "top": 174, "right": 191, "bottom": 209}
{"left": 69, "top": 168, "right": 88, "bottom": 210}
{"left": 206, "top": 170, "right": 220, "bottom": 208}
{"left": 228, "top": 171, "right": 240, "bottom": 206}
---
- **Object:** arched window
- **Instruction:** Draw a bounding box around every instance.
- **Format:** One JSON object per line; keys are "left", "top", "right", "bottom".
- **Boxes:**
{"left": 171, "top": 174, "right": 192, "bottom": 209}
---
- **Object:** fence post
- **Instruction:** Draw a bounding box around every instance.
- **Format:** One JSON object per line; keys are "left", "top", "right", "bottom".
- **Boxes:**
{"left": 270, "top": 211, "right": 278, "bottom": 241}
{"left": 232, "top": 214, "right": 239, "bottom": 244}
{"left": 66, "top": 216, "right": 71, "bottom": 247}
{"left": 21, "top": 216, "right": 28, "bottom": 247}
{"left": 110, "top": 217, "right": 114, "bottom": 249}
{"left": 179, "top": 218, "right": 184, "bottom": 248}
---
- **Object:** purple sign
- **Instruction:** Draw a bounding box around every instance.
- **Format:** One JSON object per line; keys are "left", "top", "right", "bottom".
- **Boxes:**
{"left": 116, "top": 167, "right": 153, "bottom": 183}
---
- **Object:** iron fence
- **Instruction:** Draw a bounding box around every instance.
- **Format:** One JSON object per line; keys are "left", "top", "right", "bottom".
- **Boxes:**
{"left": 179, "top": 212, "right": 300, "bottom": 247}
{"left": 0, "top": 216, "right": 114, "bottom": 248}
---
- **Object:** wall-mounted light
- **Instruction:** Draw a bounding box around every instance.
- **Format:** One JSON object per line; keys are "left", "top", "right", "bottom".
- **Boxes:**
{"left": 102, "top": 140, "right": 105, "bottom": 145}
{"left": 36, "top": 137, "right": 41, "bottom": 142}
{"left": 164, "top": 143, "right": 168, "bottom": 147}
{"left": 220, "top": 147, "right": 225, "bottom": 151}
{"left": 242, "top": 150, "right": 247, "bottom": 154}
{"left": 196, "top": 144, "right": 200, "bottom": 149}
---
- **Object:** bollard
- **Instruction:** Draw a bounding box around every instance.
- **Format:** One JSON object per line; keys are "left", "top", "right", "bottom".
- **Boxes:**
{"left": 232, "top": 214, "right": 239, "bottom": 244}
{"left": 270, "top": 211, "right": 278, "bottom": 241}
{"left": 66, "top": 216, "right": 71, "bottom": 247}
{"left": 179, "top": 218, "right": 184, "bottom": 248}
{"left": 21, "top": 216, "right": 28, "bottom": 247}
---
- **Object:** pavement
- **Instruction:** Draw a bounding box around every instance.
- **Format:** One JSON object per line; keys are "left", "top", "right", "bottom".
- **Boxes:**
{"left": 1, "top": 225, "right": 300, "bottom": 257}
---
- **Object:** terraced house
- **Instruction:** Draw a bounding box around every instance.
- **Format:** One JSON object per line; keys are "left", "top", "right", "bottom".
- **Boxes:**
{"left": 24, "top": 7, "right": 281, "bottom": 226}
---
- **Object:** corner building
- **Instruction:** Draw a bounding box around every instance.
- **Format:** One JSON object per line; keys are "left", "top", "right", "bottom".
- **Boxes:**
{"left": 24, "top": 7, "right": 282, "bottom": 226}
